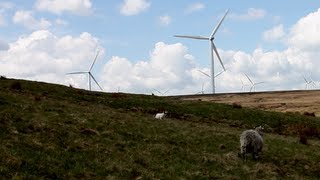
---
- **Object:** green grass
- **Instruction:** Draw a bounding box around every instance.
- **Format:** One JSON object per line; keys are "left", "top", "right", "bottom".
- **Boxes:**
{"left": 1, "top": 78, "right": 320, "bottom": 179}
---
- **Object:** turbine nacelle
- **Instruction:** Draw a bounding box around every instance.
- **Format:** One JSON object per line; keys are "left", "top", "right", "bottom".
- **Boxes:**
{"left": 67, "top": 50, "right": 103, "bottom": 91}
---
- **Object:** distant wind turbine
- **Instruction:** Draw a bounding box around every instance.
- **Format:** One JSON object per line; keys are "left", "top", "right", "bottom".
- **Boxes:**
{"left": 174, "top": 9, "right": 229, "bottom": 94}
{"left": 240, "top": 79, "right": 249, "bottom": 92}
{"left": 67, "top": 51, "right": 103, "bottom": 91}
{"left": 153, "top": 89, "right": 170, "bottom": 96}
{"left": 196, "top": 69, "right": 224, "bottom": 94}
{"left": 245, "top": 74, "right": 264, "bottom": 92}
{"left": 303, "top": 76, "right": 316, "bottom": 90}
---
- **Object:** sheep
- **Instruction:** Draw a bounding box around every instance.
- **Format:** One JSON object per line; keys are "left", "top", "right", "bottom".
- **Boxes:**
{"left": 240, "top": 125, "right": 264, "bottom": 160}
{"left": 155, "top": 111, "right": 167, "bottom": 120}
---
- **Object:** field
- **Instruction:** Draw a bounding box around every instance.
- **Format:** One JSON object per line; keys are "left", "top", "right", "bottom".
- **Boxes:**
{"left": 1, "top": 78, "right": 320, "bottom": 179}
{"left": 175, "top": 90, "right": 320, "bottom": 116}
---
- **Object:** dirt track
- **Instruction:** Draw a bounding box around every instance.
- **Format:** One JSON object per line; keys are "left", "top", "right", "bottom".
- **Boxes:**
{"left": 172, "top": 90, "right": 320, "bottom": 116}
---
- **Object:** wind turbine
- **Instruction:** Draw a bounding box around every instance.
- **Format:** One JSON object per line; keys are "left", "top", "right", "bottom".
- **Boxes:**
{"left": 174, "top": 9, "right": 229, "bottom": 94}
{"left": 153, "top": 89, "right": 170, "bottom": 96}
{"left": 245, "top": 74, "right": 264, "bottom": 92}
{"left": 240, "top": 79, "right": 249, "bottom": 92}
{"left": 197, "top": 69, "right": 225, "bottom": 94}
{"left": 303, "top": 76, "right": 316, "bottom": 90}
{"left": 67, "top": 51, "right": 103, "bottom": 91}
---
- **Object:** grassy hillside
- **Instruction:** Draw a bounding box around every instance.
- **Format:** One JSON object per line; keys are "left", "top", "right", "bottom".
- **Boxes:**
{"left": 1, "top": 77, "right": 320, "bottom": 179}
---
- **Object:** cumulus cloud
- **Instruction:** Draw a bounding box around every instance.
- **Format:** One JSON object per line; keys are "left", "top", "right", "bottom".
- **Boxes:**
{"left": 263, "top": 24, "right": 285, "bottom": 42}
{"left": 101, "top": 42, "right": 200, "bottom": 94}
{"left": 159, "top": 15, "right": 171, "bottom": 26}
{"left": 120, "top": 0, "right": 150, "bottom": 16}
{"left": 230, "top": 8, "right": 266, "bottom": 21}
{"left": 35, "top": 0, "right": 92, "bottom": 15}
{"left": 288, "top": 8, "right": 320, "bottom": 50}
{"left": 185, "top": 3, "right": 205, "bottom": 14}
{"left": 0, "top": 30, "right": 103, "bottom": 90}
{"left": 219, "top": 7, "right": 320, "bottom": 92}
{"left": 13, "top": 10, "right": 51, "bottom": 30}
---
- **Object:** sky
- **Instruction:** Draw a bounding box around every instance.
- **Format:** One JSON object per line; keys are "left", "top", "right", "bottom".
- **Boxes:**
{"left": 1, "top": 0, "right": 320, "bottom": 95}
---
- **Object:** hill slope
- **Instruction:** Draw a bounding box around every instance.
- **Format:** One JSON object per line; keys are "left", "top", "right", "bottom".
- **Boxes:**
{"left": 1, "top": 78, "right": 320, "bottom": 179}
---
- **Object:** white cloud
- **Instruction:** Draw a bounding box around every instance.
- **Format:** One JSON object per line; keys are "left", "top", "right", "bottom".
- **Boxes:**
{"left": 55, "top": 18, "right": 68, "bottom": 25}
{"left": 120, "top": 0, "right": 150, "bottom": 16}
{"left": 0, "top": 30, "right": 103, "bottom": 90}
{"left": 159, "top": 15, "right": 171, "bottom": 26}
{"left": 35, "top": 0, "right": 92, "bottom": 15}
{"left": 217, "top": 9, "right": 320, "bottom": 92}
{"left": 101, "top": 42, "right": 199, "bottom": 94}
{"left": 263, "top": 24, "right": 285, "bottom": 42}
{"left": 230, "top": 8, "right": 266, "bottom": 21}
{"left": 288, "top": 8, "right": 320, "bottom": 51}
{"left": 13, "top": 10, "right": 51, "bottom": 30}
{"left": 185, "top": 3, "right": 205, "bottom": 14}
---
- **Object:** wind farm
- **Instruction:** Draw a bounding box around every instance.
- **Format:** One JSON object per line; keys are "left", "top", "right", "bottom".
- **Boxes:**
{"left": 2, "top": 1, "right": 320, "bottom": 179}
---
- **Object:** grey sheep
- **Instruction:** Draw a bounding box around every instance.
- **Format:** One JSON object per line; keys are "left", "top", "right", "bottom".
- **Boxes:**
{"left": 240, "top": 125, "right": 264, "bottom": 160}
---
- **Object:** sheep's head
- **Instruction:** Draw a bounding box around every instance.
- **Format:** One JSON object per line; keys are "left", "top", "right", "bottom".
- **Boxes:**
{"left": 254, "top": 125, "right": 264, "bottom": 136}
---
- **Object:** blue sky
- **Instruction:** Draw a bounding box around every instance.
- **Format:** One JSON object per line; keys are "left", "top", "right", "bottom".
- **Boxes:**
{"left": 1, "top": 0, "right": 320, "bottom": 95}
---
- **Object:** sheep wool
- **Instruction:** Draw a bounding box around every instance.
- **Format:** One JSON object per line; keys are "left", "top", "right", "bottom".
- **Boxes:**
{"left": 240, "top": 126, "right": 264, "bottom": 160}
{"left": 155, "top": 111, "right": 167, "bottom": 120}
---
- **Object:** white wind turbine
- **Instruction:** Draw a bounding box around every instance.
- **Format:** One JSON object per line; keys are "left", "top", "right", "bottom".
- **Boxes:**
{"left": 245, "top": 74, "right": 264, "bottom": 92}
{"left": 153, "top": 89, "right": 170, "bottom": 96}
{"left": 174, "top": 9, "right": 229, "bottom": 94}
{"left": 67, "top": 51, "right": 103, "bottom": 91}
{"left": 197, "top": 69, "right": 225, "bottom": 94}
{"left": 240, "top": 79, "right": 249, "bottom": 92}
{"left": 303, "top": 76, "right": 316, "bottom": 90}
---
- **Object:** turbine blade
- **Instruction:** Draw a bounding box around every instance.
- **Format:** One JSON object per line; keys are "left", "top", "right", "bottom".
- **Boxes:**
{"left": 197, "top": 70, "right": 210, "bottom": 78}
{"left": 89, "top": 73, "right": 103, "bottom": 91}
{"left": 89, "top": 50, "right": 100, "bottom": 72}
{"left": 66, "top": 72, "right": 88, "bottom": 75}
{"left": 214, "top": 70, "right": 224, "bottom": 78}
{"left": 212, "top": 42, "right": 226, "bottom": 71}
{"left": 174, "top": 35, "right": 209, "bottom": 40}
{"left": 245, "top": 74, "right": 254, "bottom": 85}
{"left": 255, "top": 82, "right": 265, "bottom": 85}
{"left": 163, "top": 89, "right": 170, "bottom": 94}
{"left": 303, "top": 76, "right": 308, "bottom": 82}
{"left": 153, "top": 89, "right": 162, "bottom": 94}
{"left": 210, "top": 9, "right": 229, "bottom": 39}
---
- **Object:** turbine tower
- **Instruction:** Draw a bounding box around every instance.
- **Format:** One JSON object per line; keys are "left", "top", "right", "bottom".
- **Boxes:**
{"left": 197, "top": 69, "right": 224, "bottom": 94}
{"left": 245, "top": 74, "right": 264, "bottom": 92}
{"left": 174, "top": 9, "right": 229, "bottom": 94}
{"left": 67, "top": 51, "right": 103, "bottom": 91}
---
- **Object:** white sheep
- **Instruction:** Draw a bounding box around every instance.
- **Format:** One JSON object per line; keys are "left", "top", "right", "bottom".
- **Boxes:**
{"left": 155, "top": 111, "right": 167, "bottom": 120}
{"left": 240, "top": 125, "right": 264, "bottom": 160}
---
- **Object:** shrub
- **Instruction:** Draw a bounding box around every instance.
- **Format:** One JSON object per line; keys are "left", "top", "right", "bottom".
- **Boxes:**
{"left": 10, "top": 82, "right": 22, "bottom": 91}
{"left": 0, "top": 75, "right": 7, "bottom": 80}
